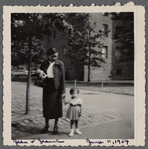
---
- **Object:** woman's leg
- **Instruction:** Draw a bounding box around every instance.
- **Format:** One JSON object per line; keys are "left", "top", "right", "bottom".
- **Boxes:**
{"left": 45, "top": 118, "right": 49, "bottom": 127}
{"left": 69, "top": 120, "right": 74, "bottom": 137}
{"left": 75, "top": 120, "right": 82, "bottom": 134}
{"left": 41, "top": 118, "right": 49, "bottom": 133}
{"left": 53, "top": 118, "right": 59, "bottom": 134}
{"left": 54, "top": 118, "right": 59, "bottom": 128}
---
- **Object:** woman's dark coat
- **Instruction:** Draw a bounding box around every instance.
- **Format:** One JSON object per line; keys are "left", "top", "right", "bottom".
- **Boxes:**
{"left": 40, "top": 59, "right": 65, "bottom": 119}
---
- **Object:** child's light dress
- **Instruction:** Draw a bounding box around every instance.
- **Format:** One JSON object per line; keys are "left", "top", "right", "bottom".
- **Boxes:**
{"left": 67, "top": 97, "right": 83, "bottom": 120}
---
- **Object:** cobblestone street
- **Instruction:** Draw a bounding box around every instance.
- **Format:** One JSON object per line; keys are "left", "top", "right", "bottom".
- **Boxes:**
{"left": 11, "top": 82, "right": 134, "bottom": 139}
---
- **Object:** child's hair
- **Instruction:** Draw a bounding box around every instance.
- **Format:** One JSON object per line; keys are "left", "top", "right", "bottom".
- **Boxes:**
{"left": 70, "top": 87, "right": 80, "bottom": 95}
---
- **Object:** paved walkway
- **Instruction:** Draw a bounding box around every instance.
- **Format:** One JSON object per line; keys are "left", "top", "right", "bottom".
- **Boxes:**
{"left": 11, "top": 82, "right": 134, "bottom": 139}
{"left": 66, "top": 85, "right": 134, "bottom": 96}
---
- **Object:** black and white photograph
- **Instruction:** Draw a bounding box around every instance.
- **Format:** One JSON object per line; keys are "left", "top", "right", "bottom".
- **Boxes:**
{"left": 3, "top": 5, "right": 145, "bottom": 146}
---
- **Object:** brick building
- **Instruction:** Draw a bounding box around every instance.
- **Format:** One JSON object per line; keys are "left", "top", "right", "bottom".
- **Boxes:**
{"left": 111, "top": 13, "right": 134, "bottom": 80}
{"left": 42, "top": 13, "right": 134, "bottom": 81}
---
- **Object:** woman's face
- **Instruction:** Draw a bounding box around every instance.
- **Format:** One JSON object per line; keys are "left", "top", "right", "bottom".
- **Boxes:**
{"left": 48, "top": 52, "right": 58, "bottom": 62}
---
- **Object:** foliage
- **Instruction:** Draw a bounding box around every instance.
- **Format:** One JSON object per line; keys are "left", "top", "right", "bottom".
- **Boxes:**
{"left": 65, "top": 13, "right": 107, "bottom": 82}
{"left": 11, "top": 13, "right": 44, "bottom": 67}
{"left": 105, "top": 12, "right": 134, "bottom": 62}
{"left": 11, "top": 13, "right": 71, "bottom": 68}
{"left": 65, "top": 13, "right": 106, "bottom": 67}
{"left": 11, "top": 13, "right": 71, "bottom": 114}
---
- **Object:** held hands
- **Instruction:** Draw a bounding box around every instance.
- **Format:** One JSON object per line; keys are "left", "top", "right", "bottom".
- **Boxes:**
{"left": 62, "top": 94, "right": 69, "bottom": 105}
{"left": 64, "top": 101, "right": 68, "bottom": 105}
{"left": 61, "top": 93, "right": 66, "bottom": 99}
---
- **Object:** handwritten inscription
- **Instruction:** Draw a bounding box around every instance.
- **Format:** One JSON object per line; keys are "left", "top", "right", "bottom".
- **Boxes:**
{"left": 38, "top": 139, "right": 64, "bottom": 144}
{"left": 13, "top": 138, "right": 129, "bottom": 146}
{"left": 13, "top": 139, "right": 64, "bottom": 145}
{"left": 107, "top": 139, "right": 129, "bottom": 145}
{"left": 13, "top": 140, "right": 28, "bottom": 145}
{"left": 86, "top": 138, "right": 104, "bottom": 146}
{"left": 86, "top": 138, "right": 129, "bottom": 146}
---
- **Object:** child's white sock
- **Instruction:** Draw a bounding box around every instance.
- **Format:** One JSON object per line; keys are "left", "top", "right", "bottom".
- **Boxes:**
{"left": 75, "top": 128, "right": 82, "bottom": 135}
{"left": 69, "top": 129, "right": 74, "bottom": 137}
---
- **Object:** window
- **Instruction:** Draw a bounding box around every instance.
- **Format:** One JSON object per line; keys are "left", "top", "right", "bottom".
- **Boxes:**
{"left": 63, "top": 47, "right": 66, "bottom": 55}
{"left": 53, "top": 30, "right": 56, "bottom": 38}
{"left": 115, "top": 48, "right": 121, "bottom": 59}
{"left": 103, "top": 24, "right": 108, "bottom": 37}
{"left": 101, "top": 46, "right": 108, "bottom": 59}
{"left": 116, "top": 26, "right": 123, "bottom": 37}
{"left": 116, "top": 69, "right": 122, "bottom": 76}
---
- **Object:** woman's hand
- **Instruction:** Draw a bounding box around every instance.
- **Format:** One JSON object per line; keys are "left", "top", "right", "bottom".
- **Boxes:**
{"left": 39, "top": 73, "right": 47, "bottom": 80}
{"left": 37, "top": 69, "right": 48, "bottom": 79}
{"left": 61, "top": 93, "right": 66, "bottom": 99}
{"left": 62, "top": 94, "right": 69, "bottom": 105}
{"left": 64, "top": 101, "right": 68, "bottom": 105}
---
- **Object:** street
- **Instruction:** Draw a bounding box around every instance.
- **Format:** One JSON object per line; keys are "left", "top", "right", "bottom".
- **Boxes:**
{"left": 11, "top": 82, "right": 134, "bottom": 139}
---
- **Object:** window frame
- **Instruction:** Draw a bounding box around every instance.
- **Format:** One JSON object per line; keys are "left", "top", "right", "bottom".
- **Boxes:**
{"left": 101, "top": 46, "right": 108, "bottom": 59}
{"left": 103, "top": 24, "right": 108, "bottom": 37}
{"left": 115, "top": 48, "right": 122, "bottom": 59}
{"left": 115, "top": 26, "right": 123, "bottom": 37}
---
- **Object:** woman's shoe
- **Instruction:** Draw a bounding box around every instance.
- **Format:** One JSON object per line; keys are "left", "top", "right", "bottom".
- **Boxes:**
{"left": 53, "top": 126, "right": 58, "bottom": 135}
{"left": 41, "top": 126, "right": 49, "bottom": 133}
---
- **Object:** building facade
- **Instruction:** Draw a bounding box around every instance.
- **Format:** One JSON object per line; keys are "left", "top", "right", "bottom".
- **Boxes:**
{"left": 111, "top": 13, "right": 134, "bottom": 80}
{"left": 43, "top": 13, "right": 134, "bottom": 81}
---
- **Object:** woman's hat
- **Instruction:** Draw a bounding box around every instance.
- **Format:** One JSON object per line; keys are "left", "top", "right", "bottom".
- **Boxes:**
{"left": 47, "top": 48, "right": 58, "bottom": 56}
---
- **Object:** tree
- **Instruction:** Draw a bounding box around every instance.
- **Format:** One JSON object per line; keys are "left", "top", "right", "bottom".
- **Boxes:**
{"left": 11, "top": 13, "right": 70, "bottom": 114}
{"left": 106, "top": 12, "right": 134, "bottom": 62}
{"left": 12, "top": 13, "right": 45, "bottom": 114}
{"left": 65, "top": 13, "right": 106, "bottom": 82}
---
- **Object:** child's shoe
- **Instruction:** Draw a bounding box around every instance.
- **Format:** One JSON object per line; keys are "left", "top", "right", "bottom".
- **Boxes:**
{"left": 69, "top": 129, "right": 74, "bottom": 137}
{"left": 75, "top": 129, "right": 82, "bottom": 135}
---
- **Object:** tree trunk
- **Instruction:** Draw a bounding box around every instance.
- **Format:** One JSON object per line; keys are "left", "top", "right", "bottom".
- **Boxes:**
{"left": 87, "top": 30, "right": 91, "bottom": 82}
{"left": 88, "top": 60, "right": 90, "bottom": 82}
{"left": 25, "top": 37, "right": 32, "bottom": 114}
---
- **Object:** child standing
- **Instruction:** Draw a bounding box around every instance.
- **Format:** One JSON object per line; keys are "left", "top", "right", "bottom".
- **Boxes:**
{"left": 65, "top": 87, "right": 83, "bottom": 137}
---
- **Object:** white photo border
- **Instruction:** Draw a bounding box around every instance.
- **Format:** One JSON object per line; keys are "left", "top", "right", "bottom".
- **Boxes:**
{"left": 3, "top": 4, "right": 145, "bottom": 146}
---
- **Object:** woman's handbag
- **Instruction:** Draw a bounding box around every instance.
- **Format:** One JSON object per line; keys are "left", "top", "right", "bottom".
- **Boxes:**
{"left": 34, "top": 78, "right": 46, "bottom": 87}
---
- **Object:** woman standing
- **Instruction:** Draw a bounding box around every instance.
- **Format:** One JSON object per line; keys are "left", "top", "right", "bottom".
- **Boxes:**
{"left": 37, "top": 48, "right": 65, "bottom": 134}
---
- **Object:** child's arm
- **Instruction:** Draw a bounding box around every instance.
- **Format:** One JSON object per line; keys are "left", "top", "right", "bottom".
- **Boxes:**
{"left": 78, "top": 103, "right": 82, "bottom": 117}
{"left": 64, "top": 98, "right": 70, "bottom": 105}
{"left": 77, "top": 98, "right": 83, "bottom": 117}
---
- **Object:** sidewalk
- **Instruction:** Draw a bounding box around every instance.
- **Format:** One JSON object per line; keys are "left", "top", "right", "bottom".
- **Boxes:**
{"left": 66, "top": 80, "right": 134, "bottom": 84}
{"left": 11, "top": 82, "right": 134, "bottom": 140}
{"left": 12, "top": 79, "right": 134, "bottom": 96}
{"left": 66, "top": 84, "right": 134, "bottom": 96}
{"left": 22, "top": 120, "right": 134, "bottom": 140}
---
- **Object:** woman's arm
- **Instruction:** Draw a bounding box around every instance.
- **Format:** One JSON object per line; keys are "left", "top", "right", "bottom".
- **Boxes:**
{"left": 36, "top": 62, "right": 48, "bottom": 79}
{"left": 60, "top": 61, "right": 66, "bottom": 94}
